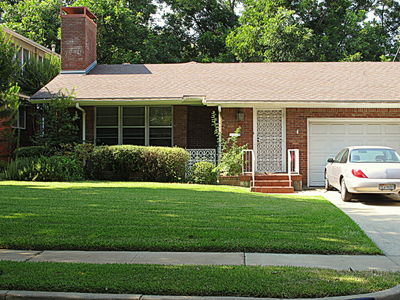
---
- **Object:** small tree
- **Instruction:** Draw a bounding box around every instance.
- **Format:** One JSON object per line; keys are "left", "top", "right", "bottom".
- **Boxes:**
{"left": 0, "top": 30, "right": 22, "bottom": 155}
{"left": 211, "top": 111, "right": 247, "bottom": 176}
{"left": 18, "top": 54, "right": 60, "bottom": 95}
{"left": 32, "top": 91, "right": 80, "bottom": 148}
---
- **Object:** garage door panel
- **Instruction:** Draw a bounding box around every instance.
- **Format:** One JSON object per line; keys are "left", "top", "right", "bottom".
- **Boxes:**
{"left": 347, "top": 124, "right": 364, "bottom": 134}
{"left": 309, "top": 120, "right": 400, "bottom": 186}
{"left": 310, "top": 124, "right": 329, "bottom": 134}
{"left": 331, "top": 124, "right": 346, "bottom": 134}
{"left": 384, "top": 124, "right": 400, "bottom": 134}
{"left": 367, "top": 124, "right": 381, "bottom": 134}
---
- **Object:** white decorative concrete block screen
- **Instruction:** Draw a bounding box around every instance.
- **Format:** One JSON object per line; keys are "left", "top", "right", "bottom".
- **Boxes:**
{"left": 187, "top": 149, "right": 217, "bottom": 170}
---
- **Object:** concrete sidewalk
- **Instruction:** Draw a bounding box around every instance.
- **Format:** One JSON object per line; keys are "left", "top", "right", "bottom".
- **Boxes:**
{"left": 1, "top": 249, "right": 400, "bottom": 272}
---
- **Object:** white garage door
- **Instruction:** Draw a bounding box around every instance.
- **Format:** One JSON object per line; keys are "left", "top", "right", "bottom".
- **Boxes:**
{"left": 308, "top": 119, "right": 400, "bottom": 186}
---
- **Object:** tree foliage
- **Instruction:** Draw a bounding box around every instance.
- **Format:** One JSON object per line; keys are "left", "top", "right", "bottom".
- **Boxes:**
{"left": 32, "top": 91, "right": 80, "bottom": 147}
{"left": 0, "top": 30, "right": 21, "bottom": 120}
{"left": 0, "top": 0, "right": 63, "bottom": 52}
{"left": 0, "top": 30, "right": 21, "bottom": 93}
{"left": 18, "top": 54, "right": 60, "bottom": 95}
{"left": 228, "top": 0, "right": 399, "bottom": 62}
{"left": 227, "top": 1, "right": 313, "bottom": 62}
{"left": 160, "top": 0, "right": 240, "bottom": 62}
{"left": 1, "top": 0, "right": 400, "bottom": 63}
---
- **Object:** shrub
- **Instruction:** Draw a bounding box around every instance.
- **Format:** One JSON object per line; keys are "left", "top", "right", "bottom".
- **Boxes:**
{"left": 85, "top": 145, "right": 189, "bottom": 182}
{"left": 4, "top": 156, "right": 83, "bottom": 181}
{"left": 0, "top": 160, "right": 8, "bottom": 173}
{"left": 14, "top": 146, "right": 53, "bottom": 158}
{"left": 191, "top": 162, "right": 218, "bottom": 184}
{"left": 211, "top": 112, "right": 247, "bottom": 176}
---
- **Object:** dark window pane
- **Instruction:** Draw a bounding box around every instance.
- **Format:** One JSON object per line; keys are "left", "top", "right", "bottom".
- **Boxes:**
{"left": 123, "top": 107, "right": 145, "bottom": 126}
{"left": 150, "top": 139, "right": 172, "bottom": 147}
{"left": 149, "top": 107, "right": 172, "bottom": 126}
{"left": 96, "top": 107, "right": 118, "bottom": 126}
{"left": 150, "top": 128, "right": 172, "bottom": 138}
{"left": 149, "top": 128, "right": 172, "bottom": 146}
{"left": 96, "top": 128, "right": 118, "bottom": 145}
{"left": 123, "top": 128, "right": 145, "bottom": 145}
{"left": 23, "top": 48, "right": 29, "bottom": 62}
{"left": 18, "top": 106, "right": 26, "bottom": 129}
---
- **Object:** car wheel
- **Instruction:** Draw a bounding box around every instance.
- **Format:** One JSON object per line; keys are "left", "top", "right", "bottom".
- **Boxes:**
{"left": 340, "top": 179, "right": 353, "bottom": 202}
{"left": 325, "top": 174, "right": 333, "bottom": 191}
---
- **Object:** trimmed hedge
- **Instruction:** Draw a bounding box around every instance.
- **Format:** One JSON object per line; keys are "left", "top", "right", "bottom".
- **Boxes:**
{"left": 191, "top": 161, "right": 218, "bottom": 185}
{"left": 4, "top": 156, "right": 83, "bottom": 181}
{"left": 14, "top": 146, "right": 53, "bottom": 158}
{"left": 85, "top": 145, "right": 189, "bottom": 182}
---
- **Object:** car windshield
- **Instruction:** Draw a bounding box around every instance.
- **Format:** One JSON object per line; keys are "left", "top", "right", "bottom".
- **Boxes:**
{"left": 349, "top": 148, "right": 400, "bottom": 163}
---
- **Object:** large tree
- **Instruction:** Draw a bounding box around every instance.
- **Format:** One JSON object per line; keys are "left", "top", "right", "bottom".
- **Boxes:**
{"left": 160, "top": 0, "right": 240, "bottom": 62}
{"left": 227, "top": 0, "right": 314, "bottom": 62}
{"left": 227, "top": 0, "right": 394, "bottom": 62}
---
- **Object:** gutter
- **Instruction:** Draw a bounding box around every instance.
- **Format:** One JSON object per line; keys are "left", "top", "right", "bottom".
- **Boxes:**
{"left": 75, "top": 103, "right": 86, "bottom": 144}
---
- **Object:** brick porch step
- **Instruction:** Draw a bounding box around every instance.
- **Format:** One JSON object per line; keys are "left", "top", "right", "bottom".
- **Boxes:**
{"left": 252, "top": 180, "right": 291, "bottom": 187}
{"left": 251, "top": 186, "right": 294, "bottom": 193}
{"left": 254, "top": 174, "right": 290, "bottom": 181}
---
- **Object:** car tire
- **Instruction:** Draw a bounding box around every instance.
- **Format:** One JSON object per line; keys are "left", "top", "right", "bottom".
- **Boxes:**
{"left": 340, "top": 179, "right": 353, "bottom": 202}
{"left": 325, "top": 174, "right": 333, "bottom": 191}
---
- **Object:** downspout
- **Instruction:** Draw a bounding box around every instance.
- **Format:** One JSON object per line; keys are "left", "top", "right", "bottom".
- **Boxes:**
{"left": 218, "top": 105, "right": 222, "bottom": 164}
{"left": 75, "top": 103, "right": 86, "bottom": 144}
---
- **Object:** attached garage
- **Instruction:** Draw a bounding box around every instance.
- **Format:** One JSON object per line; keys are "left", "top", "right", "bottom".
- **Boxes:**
{"left": 308, "top": 119, "right": 400, "bottom": 186}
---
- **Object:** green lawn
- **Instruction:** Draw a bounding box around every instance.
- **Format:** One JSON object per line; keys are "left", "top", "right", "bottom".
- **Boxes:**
{"left": 0, "top": 261, "right": 399, "bottom": 298}
{"left": 0, "top": 181, "right": 380, "bottom": 254}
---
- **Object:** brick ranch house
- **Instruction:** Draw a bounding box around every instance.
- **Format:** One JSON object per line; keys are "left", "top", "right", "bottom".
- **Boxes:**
{"left": 30, "top": 7, "right": 400, "bottom": 190}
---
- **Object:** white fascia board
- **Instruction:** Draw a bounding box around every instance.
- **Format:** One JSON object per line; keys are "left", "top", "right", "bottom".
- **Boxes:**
{"left": 204, "top": 101, "right": 400, "bottom": 108}
{"left": 30, "top": 97, "right": 205, "bottom": 106}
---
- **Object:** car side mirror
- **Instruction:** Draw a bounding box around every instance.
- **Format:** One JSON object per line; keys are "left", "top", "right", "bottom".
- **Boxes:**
{"left": 327, "top": 158, "right": 334, "bottom": 163}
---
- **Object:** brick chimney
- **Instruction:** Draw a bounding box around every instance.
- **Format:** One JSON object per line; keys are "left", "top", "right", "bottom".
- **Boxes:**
{"left": 60, "top": 7, "right": 97, "bottom": 74}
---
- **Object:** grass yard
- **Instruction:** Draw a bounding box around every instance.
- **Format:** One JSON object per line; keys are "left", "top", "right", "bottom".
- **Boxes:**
{"left": 0, "top": 261, "right": 399, "bottom": 298}
{"left": 0, "top": 181, "right": 380, "bottom": 254}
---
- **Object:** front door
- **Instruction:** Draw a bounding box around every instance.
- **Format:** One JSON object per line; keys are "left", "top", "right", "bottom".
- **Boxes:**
{"left": 256, "top": 109, "right": 284, "bottom": 172}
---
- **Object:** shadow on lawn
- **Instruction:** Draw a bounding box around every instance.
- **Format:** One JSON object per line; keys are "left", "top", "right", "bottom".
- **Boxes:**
{"left": 0, "top": 181, "right": 325, "bottom": 204}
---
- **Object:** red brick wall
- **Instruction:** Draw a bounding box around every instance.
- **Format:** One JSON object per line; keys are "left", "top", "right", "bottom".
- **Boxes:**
{"left": 221, "top": 108, "right": 253, "bottom": 149}
{"left": 286, "top": 108, "right": 400, "bottom": 185}
{"left": 0, "top": 120, "right": 12, "bottom": 161}
{"left": 61, "top": 13, "right": 96, "bottom": 71}
{"left": 187, "top": 106, "right": 217, "bottom": 149}
{"left": 173, "top": 105, "right": 188, "bottom": 148}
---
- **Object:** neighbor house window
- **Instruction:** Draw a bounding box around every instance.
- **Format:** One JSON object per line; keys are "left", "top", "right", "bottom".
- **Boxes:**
{"left": 23, "top": 49, "right": 30, "bottom": 63}
{"left": 96, "top": 106, "right": 172, "bottom": 146}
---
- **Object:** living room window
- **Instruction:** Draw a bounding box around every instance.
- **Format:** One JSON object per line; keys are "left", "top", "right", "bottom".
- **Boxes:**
{"left": 96, "top": 106, "right": 172, "bottom": 146}
{"left": 96, "top": 107, "right": 119, "bottom": 145}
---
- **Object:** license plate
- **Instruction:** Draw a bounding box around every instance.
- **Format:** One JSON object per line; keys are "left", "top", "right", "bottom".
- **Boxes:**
{"left": 379, "top": 184, "right": 396, "bottom": 191}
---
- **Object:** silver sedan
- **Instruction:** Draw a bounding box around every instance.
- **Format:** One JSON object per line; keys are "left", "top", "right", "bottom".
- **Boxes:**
{"left": 325, "top": 146, "right": 400, "bottom": 201}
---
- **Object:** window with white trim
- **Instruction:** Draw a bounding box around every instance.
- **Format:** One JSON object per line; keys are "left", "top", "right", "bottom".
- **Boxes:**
{"left": 96, "top": 107, "right": 119, "bottom": 145}
{"left": 96, "top": 106, "right": 172, "bottom": 146}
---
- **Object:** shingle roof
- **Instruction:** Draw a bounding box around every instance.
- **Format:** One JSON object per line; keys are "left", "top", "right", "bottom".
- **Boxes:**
{"left": 31, "top": 61, "right": 400, "bottom": 103}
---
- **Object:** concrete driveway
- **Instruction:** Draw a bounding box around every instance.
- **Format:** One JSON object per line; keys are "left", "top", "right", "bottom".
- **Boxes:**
{"left": 321, "top": 190, "right": 400, "bottom": 265}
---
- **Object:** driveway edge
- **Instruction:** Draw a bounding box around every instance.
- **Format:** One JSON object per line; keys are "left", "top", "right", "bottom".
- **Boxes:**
{"left": 0, "top": 285, "right": 399, "bottom": 300}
